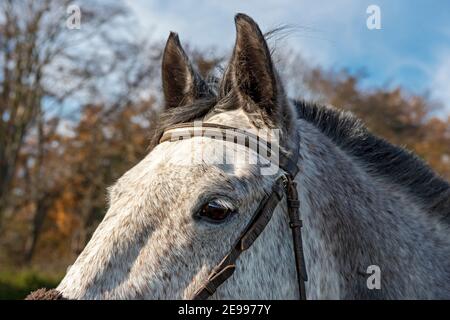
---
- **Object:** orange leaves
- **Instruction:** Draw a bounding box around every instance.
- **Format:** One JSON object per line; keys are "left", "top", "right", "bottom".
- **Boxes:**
{"left": 49, "top": 191, "right": 76, "bottom": 237}
{"left": 414, "top": 118, "right": 450, "bottom": 178}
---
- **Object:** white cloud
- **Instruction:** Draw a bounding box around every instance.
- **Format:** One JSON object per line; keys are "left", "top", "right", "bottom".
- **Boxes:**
{"left": 431, "top": 50, "right": 450, "bottom": 113}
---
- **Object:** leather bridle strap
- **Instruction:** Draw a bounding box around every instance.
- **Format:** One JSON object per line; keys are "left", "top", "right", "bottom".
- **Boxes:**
{"left": 159, "top": 122, "right": 300, "bottom": 176}
{"left": 159, "top": 122, "right": 308, "bottom": 300}
{"left": 192, "top": 177, "right": 286, "bottom": 300}
{"left": 285, "top": 175, "right": 308, "bottom": 299}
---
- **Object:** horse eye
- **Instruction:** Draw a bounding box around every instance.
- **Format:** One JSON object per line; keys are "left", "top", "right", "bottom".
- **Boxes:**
{"left": 197, "top": 201, "right": 235, "bottom": 224}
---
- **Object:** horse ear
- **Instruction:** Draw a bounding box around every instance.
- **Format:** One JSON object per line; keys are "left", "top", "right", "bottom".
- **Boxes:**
{"left": 221, "top": 14, "right": 280, "bottom": 118}
{"left": 162, "top": 32, "right": 211, "bottom": 108}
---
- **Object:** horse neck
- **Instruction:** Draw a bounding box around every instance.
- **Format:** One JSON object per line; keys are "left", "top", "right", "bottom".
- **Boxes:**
{"left": 297, "top": 119, "right": 450, "bottom": 299}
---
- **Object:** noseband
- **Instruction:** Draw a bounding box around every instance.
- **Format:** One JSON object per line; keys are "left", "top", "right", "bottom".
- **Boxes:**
{"left": 159, "top": 122, "right": 308, "bottom": 300}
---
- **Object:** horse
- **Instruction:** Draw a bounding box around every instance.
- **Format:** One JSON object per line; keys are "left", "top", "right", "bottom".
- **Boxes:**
{"left": 33, "top": 13, "right": 450, "bottom": 299}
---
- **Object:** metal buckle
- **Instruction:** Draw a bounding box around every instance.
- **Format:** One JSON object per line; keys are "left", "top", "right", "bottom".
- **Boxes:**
{"left": 289, "top": 220, "right": 302, "bottom": 228}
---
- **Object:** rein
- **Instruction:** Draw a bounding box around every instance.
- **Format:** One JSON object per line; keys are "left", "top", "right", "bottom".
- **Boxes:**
{"left": 159, "top": 122, "right": 308, "bottom": 300}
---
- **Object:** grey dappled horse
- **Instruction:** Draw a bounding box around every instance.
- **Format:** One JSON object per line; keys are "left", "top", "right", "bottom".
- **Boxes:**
{"left": 51, "top": 14, "right": 450, "bottom": 300}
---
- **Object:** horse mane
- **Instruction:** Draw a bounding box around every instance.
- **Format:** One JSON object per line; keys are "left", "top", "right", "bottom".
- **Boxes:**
{"left": 294, "top": 100, "right": 450, "bottom": 224}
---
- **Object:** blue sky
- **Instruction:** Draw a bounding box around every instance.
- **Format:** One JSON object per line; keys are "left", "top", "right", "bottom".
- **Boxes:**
{"left": 124, "top": 0, "right": 450, "bottom": 113}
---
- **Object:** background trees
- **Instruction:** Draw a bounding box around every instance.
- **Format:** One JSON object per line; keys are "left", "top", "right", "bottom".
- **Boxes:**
{"left": 0, "top": 0, "right": 158, "bottom": 266}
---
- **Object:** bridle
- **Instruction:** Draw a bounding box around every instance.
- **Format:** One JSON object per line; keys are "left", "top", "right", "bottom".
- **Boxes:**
{"left": 159, "top": 122, "right": 308, "bottom": 300}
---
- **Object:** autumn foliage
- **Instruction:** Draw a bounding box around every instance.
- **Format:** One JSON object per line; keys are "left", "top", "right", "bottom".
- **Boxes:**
{"left": 0, "top": 1, "right": 449, "bottom": 285}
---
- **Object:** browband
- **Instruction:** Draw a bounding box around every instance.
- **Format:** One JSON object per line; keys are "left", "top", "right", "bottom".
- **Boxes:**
{"left": 159, "top": 122, "right": 300, "bottom": 177}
